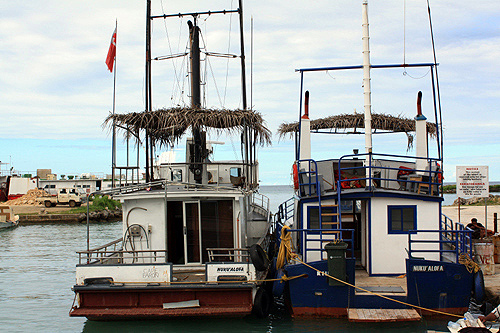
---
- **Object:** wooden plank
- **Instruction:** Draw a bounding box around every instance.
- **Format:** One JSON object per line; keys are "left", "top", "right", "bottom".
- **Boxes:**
{"left": 163, "top": 300, "right": 200, "bottom": 309}
{"left": 348, "top": 308, "right": 421, "bottom": 322}
{"left": 347, "top": 309, "right": 359, "bottom": 321}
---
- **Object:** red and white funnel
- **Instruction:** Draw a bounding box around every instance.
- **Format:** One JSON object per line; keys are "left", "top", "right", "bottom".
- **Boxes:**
{"left": 299, "top": 91, "right": 311, "bottom": 162}
{"left": 415, "top": 91, "right": 428, "bottom": 174}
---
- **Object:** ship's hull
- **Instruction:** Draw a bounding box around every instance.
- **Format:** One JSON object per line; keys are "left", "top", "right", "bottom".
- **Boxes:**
{"left": 70, "top": 284, "right": 255, "bottom": 320}
{"left": 284, "top": 258, "right": 472, "bottom": 318}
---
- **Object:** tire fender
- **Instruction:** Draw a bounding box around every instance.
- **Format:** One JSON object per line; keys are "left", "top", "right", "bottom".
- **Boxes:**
{"left": 472, "top": 270, "right": 485, "bottom": 303}
{"left": 252, "top": 287, "right": 271, "bottom": 318}
{"left": 249, "top": 244, "right": 270, "bottom": 271}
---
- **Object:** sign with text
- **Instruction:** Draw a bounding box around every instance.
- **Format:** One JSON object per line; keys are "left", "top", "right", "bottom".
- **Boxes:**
{"left": 456, "top": 166, "right": 489, "bottom": 198}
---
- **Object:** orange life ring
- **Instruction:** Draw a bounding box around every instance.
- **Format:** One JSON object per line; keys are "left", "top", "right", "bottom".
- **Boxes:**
{"left": 293, "top": 164, "right": 299, "bottom": 190}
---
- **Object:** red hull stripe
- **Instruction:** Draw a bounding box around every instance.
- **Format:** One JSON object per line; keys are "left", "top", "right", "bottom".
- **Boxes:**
{"left": 70, "top": 287, "right": 254, "bottom": 319}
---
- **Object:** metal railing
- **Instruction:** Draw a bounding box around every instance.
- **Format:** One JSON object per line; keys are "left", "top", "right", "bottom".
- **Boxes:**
{"left": 296, "top": 159, "right": 321, "bottom": 197}
{"left": 408, "top": 229, "right": 472, "bottom": 264}
{"left": 440, "top": 214, "right": 473, "bottom": 256}
{"left": 207, "top": 248, "right": 251, "bottom": 263}
{"left": 77, "top": 237, "right": 168, "bottom": 265}
{"left": 337, "top": 153, "right": 442, "bottom": 195}
{"left": 158, "top": 161, "right": 259, "bottom": 188}
{"left": 295, "top": 153, "right": 442, "bottom": 199}
{"left": 441, "top": 213, "right": 455, "bottom": 241}
{"left": 250, "top": 191, "right": 270, "bottom": 217}
{"left": 274, "top": 197, "right": 295, "bottom": 239}
{"left": 286, "top": 228, "right": 355, "bottom": 262}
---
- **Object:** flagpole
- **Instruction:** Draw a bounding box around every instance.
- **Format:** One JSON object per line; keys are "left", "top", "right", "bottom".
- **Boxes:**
{"left": 111, "top": 20, "right": 117, "bottom": 188}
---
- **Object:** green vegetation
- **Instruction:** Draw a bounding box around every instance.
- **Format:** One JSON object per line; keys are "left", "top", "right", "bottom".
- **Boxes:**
{"left": 66, "top": 195, "right": 121, "bottom": 214}
{"left": 467, "top": 197, "right": 500, "bottom": 206}
{"left": 441, "top": 184, "right": 500, "bottom": 194}
{"left": 91, "top": 195, "right": 121, "bottom": 210}
{"left": 442, "top": 185, "right": 456, "bottom": 193}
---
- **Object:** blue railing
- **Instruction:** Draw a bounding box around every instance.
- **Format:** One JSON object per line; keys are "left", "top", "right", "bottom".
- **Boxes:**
{"left": 295, "top": 153, "right": 442, "bottom": 199}
{"left": 296, "top": 159, "right": 321, "bottom": 197}
{"left": 285, "top": 228, "right": 355, "bottom": 262}
{"left": 337, "top": 152, "right": 442, "bottom": 196}
{"left": 408, "top": 229, "right": 472, "bottom": 264}
{"left": 274, "top": 197, "right": 295, "bottom": 242}
{"left": 440, "top": 213, "right": 473, "bottom": 257}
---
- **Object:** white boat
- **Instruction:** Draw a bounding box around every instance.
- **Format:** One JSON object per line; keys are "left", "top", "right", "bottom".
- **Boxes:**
{"left": 70, "top": 0, "right": 275, "bottom": 320}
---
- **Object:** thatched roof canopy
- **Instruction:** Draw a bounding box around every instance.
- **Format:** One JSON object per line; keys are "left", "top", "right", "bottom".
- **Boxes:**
{"left": 278, "top": 113, "right": 437, "bottom": 148}
{"left": 105, "top": 107, "right": 272, "bottom": 147}
{"left": 279, "top": 112, "right": 436, "bottom": 146}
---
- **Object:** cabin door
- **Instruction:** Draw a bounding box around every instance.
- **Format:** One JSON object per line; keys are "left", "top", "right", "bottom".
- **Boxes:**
{"left": 183, "top": 201, "right": 201, "bottom": 264}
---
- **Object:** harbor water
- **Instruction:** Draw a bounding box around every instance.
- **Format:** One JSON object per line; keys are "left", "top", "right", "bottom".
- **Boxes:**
{"left": 0, "top": 185, "right": 459, "bottom": 332}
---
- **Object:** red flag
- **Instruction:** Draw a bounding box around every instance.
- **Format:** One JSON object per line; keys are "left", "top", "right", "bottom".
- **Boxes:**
{"left": 106, "top": 27, "right": 117, "bottom": 72}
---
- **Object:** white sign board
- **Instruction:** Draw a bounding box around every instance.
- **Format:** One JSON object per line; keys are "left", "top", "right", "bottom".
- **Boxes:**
{"left": 456, "top": 166, "right": 489, "bottom": 198}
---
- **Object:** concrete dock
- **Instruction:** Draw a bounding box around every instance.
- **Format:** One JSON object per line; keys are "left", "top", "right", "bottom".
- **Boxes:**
{"left": 483, "top": 264, "right": 500, "bottom": 305}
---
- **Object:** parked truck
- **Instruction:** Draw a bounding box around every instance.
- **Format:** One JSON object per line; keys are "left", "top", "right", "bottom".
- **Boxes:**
{"left": 37, "top": 188, "right": 83, "bottom": 208}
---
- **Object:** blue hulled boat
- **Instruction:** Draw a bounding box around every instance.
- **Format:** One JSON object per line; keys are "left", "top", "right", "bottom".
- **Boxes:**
{"left": 273, "top": 0, "right": 479, "bottom": 320}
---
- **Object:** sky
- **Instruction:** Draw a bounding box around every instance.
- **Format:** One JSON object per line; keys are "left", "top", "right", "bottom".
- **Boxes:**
{"left": 1, "top": 0, "right": 499, "bottom": 185}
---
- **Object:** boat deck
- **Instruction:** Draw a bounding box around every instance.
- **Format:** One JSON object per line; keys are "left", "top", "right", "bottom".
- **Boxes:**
{"left": 354, "top": 269, "right": 407, "bottom": 296}
{"left": 172, "top": 269, "right": 206, "bottom": 283}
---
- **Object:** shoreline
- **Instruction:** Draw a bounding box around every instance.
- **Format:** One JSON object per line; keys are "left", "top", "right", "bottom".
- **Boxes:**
{"left": 442, "top": 205, "right": 500, "bottom": 229}
{"left": 7, "top": 204, "right": 122, "bottom": 224}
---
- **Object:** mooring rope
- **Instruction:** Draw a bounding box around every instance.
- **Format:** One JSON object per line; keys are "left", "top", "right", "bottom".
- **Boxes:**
{"left": 459, "top": 253, "right": 481, "bottom": 274}
{"left": 277, "top": 226, "right": 464, "bottom": 318}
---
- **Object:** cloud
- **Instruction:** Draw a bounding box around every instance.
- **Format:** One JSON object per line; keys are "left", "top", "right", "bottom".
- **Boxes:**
{"left": 1, "top": 0, "right": 499, "bottom": 181}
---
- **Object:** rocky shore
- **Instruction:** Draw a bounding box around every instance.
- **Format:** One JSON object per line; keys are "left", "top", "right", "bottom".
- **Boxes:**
{"left": 452, "top": 194, "right": 500, "bottom": 206}
{"left": 78, "top": 208, "right": 122, "bottom": 222}
{"left": 16, "top": 207, "right": 122, "bottom": 224}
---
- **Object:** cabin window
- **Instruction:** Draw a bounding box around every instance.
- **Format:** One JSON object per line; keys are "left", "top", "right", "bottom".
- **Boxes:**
{"left": 171, "top": 169, "right": 182, "bottom": 182}
{"left": 230, "top": 167, "right": 241, "bottom": 178}
{"left": 388, "top": 205, "right": 417, "bottom": 234}
{"left": 307, "top": 206, "right": 338, "bottom": 231}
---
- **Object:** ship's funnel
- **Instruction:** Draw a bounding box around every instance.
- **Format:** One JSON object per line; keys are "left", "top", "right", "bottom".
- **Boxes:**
{"left": 415, "top": 91, "right": 427, "bottom": 174}
{"left": 299, "top": 91, "right": 311, "bottom": 162}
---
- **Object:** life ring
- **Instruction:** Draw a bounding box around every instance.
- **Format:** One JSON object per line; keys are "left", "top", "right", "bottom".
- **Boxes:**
{"left": 293, "top": 164, "right": 299, "bottom": 190}
{"left": 472, "top": 270, "right": 485, "bottom": 303}
{"left": 252, "top": 287, "right": 272, "bottom": 318}
{"left": 249, "top": 243, "right": 270, "bottom": 271}
{"left": 272, "top": 269, "right": 286, "bottom": 297}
